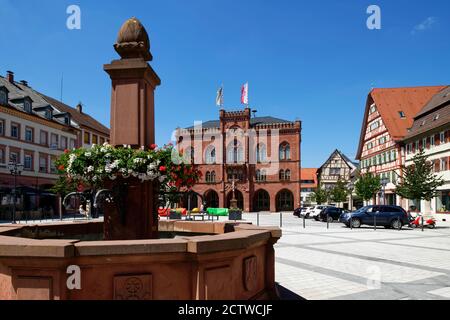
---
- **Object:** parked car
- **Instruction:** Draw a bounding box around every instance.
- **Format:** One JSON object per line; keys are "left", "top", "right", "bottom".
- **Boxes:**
{"left": 339, "top": 205, "right": 409, "bottom": 229}
{"left": 319, "top": 207, "right": 347, "bottom": 222}
{"left": 309, "top": 205, "right": 331, "bottom": 220}
{"left": 294, "top": 207, "right": 310, "bottom": 218}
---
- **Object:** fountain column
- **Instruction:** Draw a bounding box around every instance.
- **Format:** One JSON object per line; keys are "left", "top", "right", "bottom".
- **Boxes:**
{"left": 103, "top": 17, "right": 161, "bottom": 240}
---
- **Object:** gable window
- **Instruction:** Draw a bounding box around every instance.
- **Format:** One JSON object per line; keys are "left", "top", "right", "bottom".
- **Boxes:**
{"left": 25, "top": 127, "right": 33, "bottom": 142}
{"left": 367, "top": 142, "right": 373, "bottom": 150}
{"left": 379, "top": 137, "right": 386, "bottom": 145}
{"left": 369, "top": 104, "right": 377, "bottom": 114}
{"left": 10, "top": 123, "right": 20, "bottom": 139}
{"left": 369, "top": 121, "right": 380, "bottom": 131}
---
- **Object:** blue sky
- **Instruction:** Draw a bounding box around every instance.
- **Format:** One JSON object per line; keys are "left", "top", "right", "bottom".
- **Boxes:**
{"left": 0, "top": 0, "right": 449, "bottom": 167}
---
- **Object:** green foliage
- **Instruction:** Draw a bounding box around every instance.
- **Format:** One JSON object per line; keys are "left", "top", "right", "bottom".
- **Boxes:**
{"left": 396, "top": 150, "right": 444, "bottom": 201}
{"left": 355, "top": 171, "right": 381, "bottom": 202}
{"left": 49, "top": 176, "right": 77, "bottom": 197}
{"left": 312, "top": 185, "right": 329, "bottom": 205}
{"left": 330, "top": 178, "right": 349, "bottom": 205}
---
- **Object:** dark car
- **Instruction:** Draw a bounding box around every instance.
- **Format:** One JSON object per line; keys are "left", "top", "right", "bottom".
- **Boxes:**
{"left": 293, "top": 207, "right": 309, "bottom": 218}
{"left": 339, "top": 205, "right": 409, "bottom": 229}
{"left": 319, "top": 207, "right": 347, "bottom": 222}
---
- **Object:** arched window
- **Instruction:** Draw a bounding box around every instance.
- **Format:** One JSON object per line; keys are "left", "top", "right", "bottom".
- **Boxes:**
{"left": 256, "top": 169, "right": 261, "bottom": 181}
{"left": 205, "top": 171, "right": 211, "bottom": 183}
{"left": 256, "top": 143, "right": 267, "bottom": 163}
{"left": 205, "top": 146, "right": 216, "bottom": 164}
{"left": 210, "top": 171, "right": 216, "bottom": 183}
{"left": 227, "top": 140, "right": 244, "bottom": 164}
{"left": 285, "top": 170, "right": 291, "bottom": 181}
{"left": 279, "top": 169, "right": 285, "bottom": 181}
{"left": 279, "top": 143, "right": 291, "bottom": 161}
{"left": 276, "top": 190, "right": 294, "bottom": 211}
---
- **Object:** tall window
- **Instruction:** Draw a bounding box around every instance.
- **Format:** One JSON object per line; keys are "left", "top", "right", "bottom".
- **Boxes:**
{"left": 430, "top": 135, "right": 435, "bottom": 148}
{"left": 50, "top": 157, "right": 57, "bottom": 174}
{"left": 92, "top": 134, "right": 98, "bottom": 145}
{"left": 0, "top": 119, "right": 4, "bottom": 136}
{"left": 440, "top": 132, "right": 445, "bottom": 145}
{"left": 285, "top": 170, "right": 291, "bottom": 181}
{"left": 279, "top": 143, "right": 291, "bottom": 161}
{"left": 10, "top": 151, "right": 19, "bottom": 164}
{"left": 0, "top": 147, "right": 5, "bottom": 164}
{"left": 279, "top": 169, "right": 285, "bottom": 181}
{"left": 70, "top": 139, "right": 76, "bottom": 149}
{"left": 25, "top": 127, "right": 33, "bottom": 142}
{"left": 40, "top": 130, "right": 48, "bottom": 146}
{"left": 24, "top": 154, "right": 33, "bottom": 170}
{"left": 61, "top": 136, "right": 68, "bottom": 150}
{"left": 227, "top": 140, "right": 244, "bottom": 163}
{"left": 205, "top": 146, "right": 216, "bottom": 164}
{"left": 50, "top": 133, "right": 59, "bottom": 149}
{"left": 205, "top": 171, "right": 216, "bottom": 183}
{"left": 39, "top": 155, "right": 47, "bottom": 173}
{"left": 256, "top": 143, "right": 267, "bottom": 163}
{"left": 10, "top": 123, "right": 20, "bottom": 139}
{"left": 84, "top": 131, "right": 90, "bottom": 144}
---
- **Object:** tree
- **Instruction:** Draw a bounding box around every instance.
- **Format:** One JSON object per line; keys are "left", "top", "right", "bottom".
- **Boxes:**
{"left": 355, "top": 171, "right": 381, "bottom": 203}
{"left": 396, "top": 150, "right": 444, "bottom": 206}
{"left": 311, "top": 184, "right": 329, "bottom": 205}
{"left": 330, "top": 178, "right": 349, "bottom": 207}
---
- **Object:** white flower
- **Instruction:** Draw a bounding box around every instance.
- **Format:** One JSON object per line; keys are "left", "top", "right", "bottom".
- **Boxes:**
{"left": 159, "top": 175, "right": 166, "bottom": 183}
{"left": 85, "top": 152, "right": 92, "bottom": 158}
{"left": 87, "top": 166, "right": 94, "bottom": 173}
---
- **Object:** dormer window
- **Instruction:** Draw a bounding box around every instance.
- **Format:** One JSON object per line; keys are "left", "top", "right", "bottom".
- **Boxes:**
{"left": 45, "top": 109, "right": 53, "bottom": 120}
{"left": 398, "top": 111, "right": 406, "bottom": 118}
{"left": 24, "top": 99, "right": 32, "bottom": 113}
{"left": 0, "top": 87, "right": 8, "bottom": 105}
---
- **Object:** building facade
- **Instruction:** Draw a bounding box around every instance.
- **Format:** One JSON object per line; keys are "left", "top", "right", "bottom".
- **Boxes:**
{"left": 300, "top": 168, "right": 318, "bottom": 206}
{"left": 0, "top": 71, "right": 109, "bottom": 214}
{"left": 356, "top": 86, "right": 446, "bottom": 207}
{"left": 403, "top": 86, "right": 450, "bottom": 216}
{"left": 175, "top": 108, "right": 302, "bottom": 212}
{"left": 317, "top": 149, "right": 357, "bottom": 209}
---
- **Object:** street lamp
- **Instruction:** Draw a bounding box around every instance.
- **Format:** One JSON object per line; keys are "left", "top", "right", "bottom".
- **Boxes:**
{"left": 8, "top": 161, "right": 24, "bottom": 224}
{"left": 381, "top": 177, "right": 389, "bottom": 205}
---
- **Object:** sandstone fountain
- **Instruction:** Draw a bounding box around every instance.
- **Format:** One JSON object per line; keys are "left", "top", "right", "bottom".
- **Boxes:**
{"left": 0, "top": 18, "right": 281, "bottom": 300}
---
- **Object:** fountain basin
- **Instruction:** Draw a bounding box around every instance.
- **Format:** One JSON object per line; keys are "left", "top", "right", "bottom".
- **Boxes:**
{"left": 0, "top": 220, "right": 281, "bottom": 300}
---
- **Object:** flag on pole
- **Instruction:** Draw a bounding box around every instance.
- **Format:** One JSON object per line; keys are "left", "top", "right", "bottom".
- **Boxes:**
{"left": 216, "top": 86, "right": 224, "bottom": 107}
{"left": 241, "top": 82, "right": 249, "bottom": 105}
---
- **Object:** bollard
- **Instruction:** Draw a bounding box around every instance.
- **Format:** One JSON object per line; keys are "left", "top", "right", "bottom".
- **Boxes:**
{"left": 422, "top": 216, "right": 424, "bottom": 232}
{"left": 257, "top": 212, "right": 260, "bottom": 226}
{"left": 303, "top": 215, "right": 306, "bottom": 229}
{"left": 374, "top": 214, "right": 377, "bottom": 231}
{"left": 350, "top": 216, "right": 353, "bottom": 230}
{"left": 280, "top": 212, "right": 283, "bottom": 228}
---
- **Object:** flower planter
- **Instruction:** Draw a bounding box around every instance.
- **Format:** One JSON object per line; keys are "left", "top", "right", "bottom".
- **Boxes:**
{"left": 229, "top": 210, "right": 242, "bottom": 221}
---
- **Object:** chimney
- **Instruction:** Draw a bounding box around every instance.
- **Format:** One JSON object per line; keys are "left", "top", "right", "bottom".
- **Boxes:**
{"left": 19, "top": 80, "right": 28, "bottom": 87}
{"left": 76, "top": 103, "right": 83, "bottom": 113}
{"left": 6, "top": 71, "right": 14, "bottom": 83}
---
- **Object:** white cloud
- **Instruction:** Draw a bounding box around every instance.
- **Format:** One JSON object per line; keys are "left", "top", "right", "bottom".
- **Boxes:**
{"left": 412, "top": 17, "right": 438, "bottom": 35}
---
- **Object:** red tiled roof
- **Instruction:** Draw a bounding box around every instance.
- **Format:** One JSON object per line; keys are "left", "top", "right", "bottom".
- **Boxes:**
{"left": 357, "top": 86, "right": 446, "bottom": 159}
{"left": 301, "top": 168, "right": 318, "bottom": 187}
